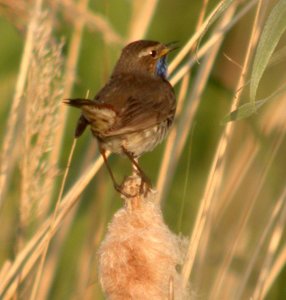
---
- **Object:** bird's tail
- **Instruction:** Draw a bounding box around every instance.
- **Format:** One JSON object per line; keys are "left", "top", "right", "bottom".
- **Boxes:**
{"left": 63, "top": 98, "right": 94, "bottom": 138}
{"left": 63, "top": 98, "right": 94, "bottom": 108}
{"left": 64, "top": 98, "right": 118, "bottom": 136}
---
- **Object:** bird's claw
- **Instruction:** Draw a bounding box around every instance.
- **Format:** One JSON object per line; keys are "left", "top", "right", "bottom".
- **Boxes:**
{"left": 139, "top": 174, "right": 152, "bottom": 196}
{"left": 114, "top": 183, "right": 136, "bottom": 198}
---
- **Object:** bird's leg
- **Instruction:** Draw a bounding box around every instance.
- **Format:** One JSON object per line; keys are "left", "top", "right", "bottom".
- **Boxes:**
{"left": 121, "top": 147, "right": 152, "bottom": 194}
{"left": 99, "top": 148, "right": 133, "bottom": 197}
{"left": 99, "top": 148, "right": 120, "bottom": 191}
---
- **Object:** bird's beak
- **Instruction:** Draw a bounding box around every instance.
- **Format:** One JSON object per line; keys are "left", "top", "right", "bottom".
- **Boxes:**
{"left": 160, "top": 41, "right": 179, "bottom": 57}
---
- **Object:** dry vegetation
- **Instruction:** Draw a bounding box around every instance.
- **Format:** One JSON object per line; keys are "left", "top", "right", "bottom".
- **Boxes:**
{"left": 0, "top": 0, "right": 286, "bottom": 299}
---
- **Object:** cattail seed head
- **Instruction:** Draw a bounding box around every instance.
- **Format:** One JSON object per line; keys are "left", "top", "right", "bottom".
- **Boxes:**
{"left": 98, "top": 175, "right": 190, "bottom": 299}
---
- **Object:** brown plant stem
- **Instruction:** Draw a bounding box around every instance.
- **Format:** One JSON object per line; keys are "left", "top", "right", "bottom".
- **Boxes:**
{"left": 0, "top": 0, "right": 43, "bottom": 207}
{"left": 181, "top": 3, "right": 238, "bottom": 287}
{"left": 0, "top": 155, "right": 104, "bottom": 299}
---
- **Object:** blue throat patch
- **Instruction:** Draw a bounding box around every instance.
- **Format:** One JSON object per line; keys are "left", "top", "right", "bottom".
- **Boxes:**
{"left": 155, "top": 56, "right": 167, "bottom": 78}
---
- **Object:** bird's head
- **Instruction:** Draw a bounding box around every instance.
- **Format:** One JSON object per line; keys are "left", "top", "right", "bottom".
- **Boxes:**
{"left": 113, "top": 40, "right": 177, "bottom": 78}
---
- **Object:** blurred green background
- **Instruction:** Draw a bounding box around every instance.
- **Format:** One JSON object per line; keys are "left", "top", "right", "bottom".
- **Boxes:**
{"left": 0, "top": 0, "right": 286, "bottom": 299}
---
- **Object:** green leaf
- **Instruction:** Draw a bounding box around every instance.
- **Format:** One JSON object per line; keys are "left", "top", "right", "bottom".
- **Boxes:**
{"left": 223, "top": 83, "right": 286, "bottom": 123}
{"left": 269, "top": 44, "right": 286, "bottom": 67}
{"left": 250, "top": 0, "right": 286, "bottom": 104}
{"left": 222, "top": 100, "right": 266, "bottom": 123}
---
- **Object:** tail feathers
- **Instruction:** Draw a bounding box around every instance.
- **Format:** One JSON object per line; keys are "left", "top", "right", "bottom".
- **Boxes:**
{"left": 63, "top": 98, "right": 94, "bottom": 108}
{"left": 63, "top": 98, "right": 117, "bottom": 113}
{"left": 63, "top": 98, "right": 92, "bottom": 138}
{"left": 64, "top": 98, "right": 118, "bottom": 136}
{"left": 75, "top": 114, "right": 89, "bottom": 138}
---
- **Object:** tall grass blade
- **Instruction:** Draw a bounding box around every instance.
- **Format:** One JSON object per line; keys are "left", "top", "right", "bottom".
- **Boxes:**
{"left": 196, "top": 0, "right": 235, "bottom": 53}
{"left": 223, "top": 83, "right": 286, "bottom": 122}
{"left": 250, "top": 0, "right": 286, "bottom": 104}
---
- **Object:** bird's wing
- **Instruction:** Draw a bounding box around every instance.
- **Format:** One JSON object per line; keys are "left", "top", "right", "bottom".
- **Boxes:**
{"left": 63, "top": 98, "right": 119, "bottom": 136}
{"left": 96, "top": 75, "right": 176, "bottom": 136}
{"left": 64, "top": 74, "right": 176, "bottom": 138}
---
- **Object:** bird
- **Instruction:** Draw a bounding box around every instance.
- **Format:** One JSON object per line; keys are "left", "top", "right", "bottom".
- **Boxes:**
{"left": 64, "top": 40, "right": 177, "bottom": 196}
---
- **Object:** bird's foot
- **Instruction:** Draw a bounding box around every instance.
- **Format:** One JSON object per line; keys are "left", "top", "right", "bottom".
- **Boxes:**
{"left": 114, "top": 182, "right": 136, "bottom": 198}
{"left": 117, "top": 174, "right": 153, "bottom": 200}
{"left": 139, "top": 174, "right": 152, "bottom": 196}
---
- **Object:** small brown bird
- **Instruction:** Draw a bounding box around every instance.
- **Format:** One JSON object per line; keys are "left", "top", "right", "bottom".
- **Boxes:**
{"left": 64, "top": 40, "right": 177, "bottom": 195}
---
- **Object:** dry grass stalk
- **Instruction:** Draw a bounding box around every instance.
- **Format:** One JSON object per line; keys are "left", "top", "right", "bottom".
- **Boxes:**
{"left": 192, "top": 134, "right": 259, "bottom": 284}
{"left": 157, "top": 0, "right": 257, "bottom": 203}
{"left": 29, "top": 137, "right": 77, "bottom": 300}
{"left": 170, "top": 0, "right": 258, "bottom": 87}
{"left": 229, "top": 95, "right": 286, "bottom": 298}
{"left": 0, "top": 0, "right": 43, "bottom": 207}
{"left": 48, "top": 0, "right": 90, "bottom": 193}
{"left": 156, "top": 74, "right": 189, "bottom": 201}
{"left": 167, "top": 0, "right": 223, "bottom": 74}
{"left": 0, "top": 155, "right": 104, "bottom": 298}
{"left": 167, "top": 0, "right": 254, "bottom": 74}
{"left": 262, "top": 243, "right": 286, "bottom": 298}
{"left": 260, "top": 94, "right": 286, "bottom": 135}
{"left": 0, "top": 261, "right": 11, "bottom": 285}
{"left": 36, "top": 143, "right": 105, "bottom": 300}
{"left": 193, "top": 13, "right": 286, "bottom": 300}
{"left": 191, "top": 88, "right": 286, "bottom": 298}
{"left": 156, "top": 0, "right": 209, "bottom": 200}
{"left": 75, "top": 218, "right": 106, "bottom": 300}
{"left": 176, "top": 5, "right": 238, "bottom": 201}
{"left": 210, "top": 133, "right": 280, "bottom": 299}
{"left": 235, "top": 184, "right": 286, "bottom": 299}
{"left": 252, "top": 186, "right": 286, "bottom": 300}
{"left": 98, "top": 175, "right": 190, "bottom": 300}
{"left": 248, "top": 98, "right": 286, "bottom": 299}
{"left": 43, "top": 122, "right": 100, "bottom": 297}
{"left": 214, "top": 138, "right": 258, "bottom": 219}
{"left": 35, "top": 0, "right": 89, "bottom": 285}
{"left": 181, "top": 0, "right": 262, "bottom": 287}
{"left": 20, "top": 11, "right": 64, "bottom": 230}
{"left": 54, "top": 0, "right": 123, "bottom": 45}
{"left": 34, "top": 0, "right": 119, "bottom": 291}
{"left": 0, "top": 0, "right": 123, "bottom": 44}
{"left": 209, "top": 3, "right": 281, "bottom": 296}
{"left": 38, "top": 0, "right": 95, "bottom": 291}
{"left": 127, "top": 0, "right": 159, "bottom": 42}
{"left": 0, "top": 0, "right": 30, "bottom": 30}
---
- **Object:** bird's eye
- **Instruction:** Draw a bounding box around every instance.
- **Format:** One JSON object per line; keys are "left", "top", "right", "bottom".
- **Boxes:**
{"left": 150, "top": 50, "right": 157, "bottom": 58}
